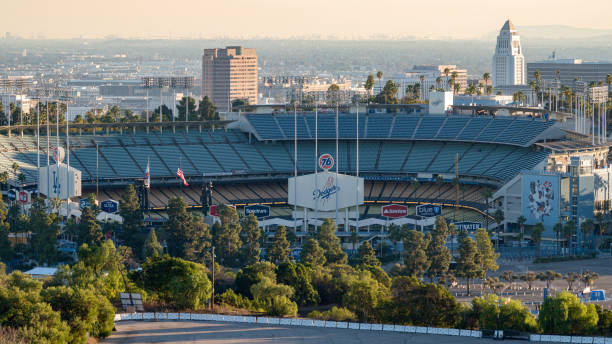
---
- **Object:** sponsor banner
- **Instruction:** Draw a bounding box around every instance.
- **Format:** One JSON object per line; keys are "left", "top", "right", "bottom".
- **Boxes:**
{"left": 522, "top": 172, "right": 560, "bottom": 228}
{"left": 381, "top": 204, "right": 408, "bottom": 218}
{"left": 416, "top": 204, "right": 441, "bottom": 217}
{"left": 80, "top": 198, "right": 91, "bottom": 210}
{"left": 7, "top": 189, "right": 16, "bottom": 201}
{"left": 453, "top": 221, "right": 482, "bottom": 231}
{"left": 318, "top": 153, "right": 335, "bottom": 171}
{"left": 18, "top": 191, "right": 29, "bottom": 204}
{"left": 100, "top": 200, "right": 119, "bottom": 214}
{"left": 244, "top": 204, "right": 270, "bottom": 218}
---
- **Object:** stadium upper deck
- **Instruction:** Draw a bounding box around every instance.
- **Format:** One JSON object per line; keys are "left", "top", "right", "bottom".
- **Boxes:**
{"left": 0, "top": 113, "right": 554, "bottom": 189}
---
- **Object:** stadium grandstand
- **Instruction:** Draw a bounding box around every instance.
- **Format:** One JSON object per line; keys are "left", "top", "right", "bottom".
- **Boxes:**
{"left": 0, "top": 110, "right": 560, "bottom": 241}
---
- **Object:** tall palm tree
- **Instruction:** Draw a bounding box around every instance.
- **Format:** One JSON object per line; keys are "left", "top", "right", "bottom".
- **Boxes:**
{"left": 517, "top": 215, "right": 526, "bottom": 241}
{"left": 529, "top": 80, "right": 537, "bottom": 106}
{"left": 581, "top": 219, "right": 594, "bottom": 254}
{"left": 376, "top": 71, "right": 383, "bottom": 93}
{"left": 436, "top": 76, "right": 443, "bottom": 91}
{"left": 553, "top": 222, "right": 563, "bottom": 256}
{"left": 482, "top": 72, "right": 490, "bottom": 90}
{"left": 443, "top": 68, "right": 450, "bottom": 91}
{"left": 477, "top": 83, "right": 484, "bottom": 96}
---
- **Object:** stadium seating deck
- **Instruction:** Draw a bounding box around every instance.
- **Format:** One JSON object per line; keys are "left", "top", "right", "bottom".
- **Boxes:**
{"left": 246, "top": 113, "right": 554, "bottom": 147}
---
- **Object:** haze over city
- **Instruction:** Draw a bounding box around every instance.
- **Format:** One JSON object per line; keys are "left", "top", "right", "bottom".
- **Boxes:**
{"left": 4, "top": 0, "right": 612, "bottom": 39}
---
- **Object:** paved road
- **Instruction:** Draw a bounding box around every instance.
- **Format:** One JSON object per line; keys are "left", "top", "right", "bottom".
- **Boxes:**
{"left": 102, "top": 321, "right": 521, "bottom": 344}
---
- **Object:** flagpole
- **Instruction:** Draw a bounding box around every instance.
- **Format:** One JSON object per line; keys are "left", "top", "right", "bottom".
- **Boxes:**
{"left": 293, "top": 102, "right": 297, "bottom": 233}
{"left": 335, "top": 103, "right": 339, "bottom": 229}
{"left": 36, "top": 100, "right": 40, "bottom": 196}
{"left": 355, "top": 104, "right": 359, "bottom": 235}
{"left": 46, "top": 100, "right": 50, "bottom": 202}
{"left": 314, "top": 104, "right": 318, "bottom": 233}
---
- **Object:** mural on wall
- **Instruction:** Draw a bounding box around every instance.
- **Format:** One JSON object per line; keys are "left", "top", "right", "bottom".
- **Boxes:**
{"left": 523, "top": 173, "right": 560, "bottom": 227}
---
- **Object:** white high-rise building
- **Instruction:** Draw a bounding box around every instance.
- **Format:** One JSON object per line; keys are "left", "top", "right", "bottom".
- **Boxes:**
{"left": 492, "top": 20, "right": 525, "bottom": 87}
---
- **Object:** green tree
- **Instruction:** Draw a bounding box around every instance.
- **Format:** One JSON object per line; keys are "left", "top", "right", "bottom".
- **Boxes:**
{"left": 29, "top": 197, "right": 59, "bottom": 265}
{"left": 240, "top": 214, "right": 261, "bottom": 265}
{"left": 0, "top": 195, "right": 13, "bottom": 261}
{"left": 200, "top": 96, "right": 219, "bottom": 120}
{"left": 268, "top": 226, "right": 291, "bottom": 264}
{"left": 118, "top": 185, "right": 143, "bottom": 253}
{"left": 176, "top": 96, "right": 198, "bottom": 121}
{"left": 357, "top": 241, "right": 380, "bottom": 266}
{"left": 402, "top": 229, "right": 430, "bottom": 278}
{"left": 455, "top": 232, "right": 482, "bottom": 295}
{"left": 78, "top": 207, "right": 103, "bottom": 247}
{"left": 164, "top": 197, "right": 191, "bottom": 257}
{"left": 472, "top": 294, "right": 538, "bottom": 332}
{"left": 235, "top": 261, "right": 277, "bottom": 298}
{"left": 250, "top": 275, "right": 297, "bottom": 316}
{"left": 520, "top": 272, "right": 538, "bottom": 290}
{"left": 373, "top": 80, "right": 400, "bottom": 104}
{"left": 327, "top": 83, "right": 341, "bottom": 104}
{"left": 426, "top": 217, "right": 451, "bottom": 281}
{"left": 342, "top": 270, "right": 388, "bottom": 322}
{"left": 376, "top": 71, "right": 383, "bottom": 90}
{"left": 317, "top": 219, "right": 347, "bottom": 265}
{"left": 41, "top": 286, "right": 100, "bottom": 344}
{"left": 131, "top": 255, "right": 211, "bottom": 309}
{"left": 474, "top": 228, "right": 499, "bottom": 279}
{"left": 143, "top": 229, "right": 163, "bottom": 259}
{"left": 388, "top": 223, "right": 403, "bottom": 256}
{"left": 532, "top": 222, "right": 545, "bottom": 257}
{"left": 364, "top": 74, "right": 375, "bottom": 96}
{"left": 214, "top": 205, "right": 242, "bottom": 266}
{"left": 537, "top": 270, "right": 561, "bottom": 289}
{"left": 539, "top": 291, "right": 598, "bottom": 335}
{"left": 276, "top": 262, "right": 320, "bottom": 306}
{"left": 183, "top": 215, "right": 212, "bottom": 264}
{"left": 300, "top": 238, "right": 326, "bottom": 266}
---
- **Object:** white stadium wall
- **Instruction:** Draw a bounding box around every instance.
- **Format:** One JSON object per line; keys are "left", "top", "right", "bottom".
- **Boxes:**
{"left": 38, "top": 164, "right": 82, "bottom": 199}
{"left": 288, "top": 171, "right": 364, "bottom": 211}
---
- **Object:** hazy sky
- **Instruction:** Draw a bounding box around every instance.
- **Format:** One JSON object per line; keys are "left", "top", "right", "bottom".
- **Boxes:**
{"left": 4, "top": 0, "right": 612, "bottom": 39}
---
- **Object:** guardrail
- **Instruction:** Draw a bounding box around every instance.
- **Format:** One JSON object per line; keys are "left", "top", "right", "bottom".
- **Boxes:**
{"left": 113, "top": 312, "right": 482, "bottom": 338}
{"left": 113, "top": 312, "right": 612, "bottom": 342}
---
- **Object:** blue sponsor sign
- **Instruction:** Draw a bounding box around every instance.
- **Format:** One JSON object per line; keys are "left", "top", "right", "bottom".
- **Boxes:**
{"left": 7, "top": 189, "right": 16, "bottom": 201}
{"left": 416, "top": 204, "right": 441, "bottom": 217}
{"left": 100, "top": 200, "right": 119, "bottom": 214}
{"left": 244, "top": 204, "right": 270, "bottom": 218}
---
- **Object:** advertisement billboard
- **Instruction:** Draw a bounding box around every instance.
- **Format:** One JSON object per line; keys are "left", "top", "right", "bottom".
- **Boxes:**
{"left": 100, "top": 200, "right": 119, "bottom": 214}
{"left": 38, "top": 164, "right": 82, "bottom": 199}
{"left": 453, "top": 221, "right": 482, "bottom": 231}
{"left": 522, "top": 173, "right": 560, "bottom": 227}
{"left": 244, "top": 204, "right": 270, "bottom": 218}
{"left": 416, "top": 204, "right": 441, "bottom": 217}
{"left": 382, "top": 204, "right": 408, "bottom": 218}
{"left": 288, "top": 171, "right": 364, "bottom": 211}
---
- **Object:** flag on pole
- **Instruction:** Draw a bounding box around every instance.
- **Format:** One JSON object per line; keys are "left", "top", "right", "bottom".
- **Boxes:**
{"left": 144, "top": 158, "right": 150, "bottom": 189}
{"left": 177, "top": 168, "right": 189, "bottom": 186}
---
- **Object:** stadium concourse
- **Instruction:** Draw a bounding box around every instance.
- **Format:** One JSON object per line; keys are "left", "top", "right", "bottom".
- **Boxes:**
{"left": 0, "top": 112, "right": 556, "bottom": 241}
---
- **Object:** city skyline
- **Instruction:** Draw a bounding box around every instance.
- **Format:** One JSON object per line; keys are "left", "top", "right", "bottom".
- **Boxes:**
{"left": 3, "top": 0, "right": 612, "bottom": 40}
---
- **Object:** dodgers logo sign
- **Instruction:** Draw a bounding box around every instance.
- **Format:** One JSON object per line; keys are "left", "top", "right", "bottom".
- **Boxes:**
{"left": 313, "top": 175, "right": 339, "bottom": 205}
{"left": 318, "top": 154, "right": 334, "bottom": 171}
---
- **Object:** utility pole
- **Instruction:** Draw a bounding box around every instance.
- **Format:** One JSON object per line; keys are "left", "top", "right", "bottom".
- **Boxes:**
{"left": 211, "top": 246, "right": 215, "bottom": 311}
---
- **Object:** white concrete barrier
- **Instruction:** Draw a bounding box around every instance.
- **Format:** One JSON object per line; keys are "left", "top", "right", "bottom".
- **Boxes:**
{"left": 360, "top": 323, "right": 372, "bottom": 330}
{"left": 290, "top": 318, "right": 301, "bottom": 326}
{"left": 203, "top": 313, "right": 214, "bottom": 321}
{"left": 393, "top": 325, "right": 406, "bottom": 332}
{"left": 114, "top": 314, "right": 122, "bottom": 321}
{"left": 300, "top": 319, "right": 313, "bottom": 327}
{"left": 471, "top": 330, "right": 482, "bottom": 338}
{"left": 449, "top": 328, "right": 460, "bottom": 336}
{"left": 382, "top": 324, "right": 395, "bottom": 331}
{"left": 336, "top": 322, "right": 348, "bottom": 329}
{"left": 313, "top": 320, "right": 325, "bottom": 327}
{"left": 191, "top": 314, "right": 205, "bottom": 321}
{"left": 349, "top": 322, "right": 359, "bottom": 330}
{"left": 371, "top": 324, "right": 383, "bottom": 331}
{"left": 531, "top": 334, "right": 541, "bottom": 342}
{"left": 415, "top": 326, "right": 427, "bottom": 334}
{"left": 179, "top": 313, "right": 191, "bottom": 320}
{"left": 257, "top": 317, "right": 270, "bottom": 324}
{"left": 325, "top": 321, "right": 337, "bottom": 328}
{"left": 279, "top": 318, "right": 291, "bottom": 325}
{"left": 604, "top": 338, "right": 612, "bottom": 344}
{"left": 406, "top": 326, "right": 417, "bottom": 333}
{"left": 439, "top": 328, "right": 450, "bottom": 335}
{"left": 143, "top": 312, "right": 155, "bottom": 320}
{"left": 581, "top": 337, "right": 594, "bottom": 344}
{"left": 459, "top": 329, "right": 471, "bottom": 336}
{"left": 594, "top": 338, "right": 605, "bottom": 344}
{"left": 541, "top": 335, "right": 551, "bottom": 342}
{"left": 571, "top": 337, "right": 582, "bottom": 343}
{"left": 549, "top": 335, "right": 561, "bottom": 342}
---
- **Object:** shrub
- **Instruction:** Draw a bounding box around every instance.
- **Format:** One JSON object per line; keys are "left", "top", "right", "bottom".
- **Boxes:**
{"left": 471, "top": 294, "right": 538, "bottom": 332}
{"left": 217, "top": 289, "right": 255, "bottom": 311}
{"left": 307, "top": 307, "right": 357, "bottom": 322}
{"left": 539, "top": 291, "right": 598, "bottom": 335}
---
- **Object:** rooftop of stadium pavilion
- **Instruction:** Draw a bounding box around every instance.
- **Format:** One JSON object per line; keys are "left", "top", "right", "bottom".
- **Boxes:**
{"left": 243, "top": 113, "right": 555, "bottom": 147}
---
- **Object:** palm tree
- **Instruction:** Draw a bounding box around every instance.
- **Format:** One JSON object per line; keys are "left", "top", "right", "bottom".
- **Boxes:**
{"left": 581, "top": 219, "right": 594, "bottom": 254}
{"left": 477, "top": 83, "right": 484, "bottom": 96}
{"left": 529, "top": 80, "right": 537, "bottom": 106}
{"left": 443, "top": 67, "right": 450, "bottom": 91}
{"left": 349, "top": 229, "right": 359, "bottom": 253}
{"left": 532, "top": 222, "right": 544, "bottom": 257}
{"left": 436, "top": 76, "right": 443, "bottom": 91}
{"left": 482, "top": 72, "right": 490, "bottom": 90}
{"left": 553, "top": 222, "right": 563, "bottom": 256}
{"left": 454, "top": 83, "right": 461, "bottom": 95}
{"left": 486, "top": 85, "right": 494, "bottom": 96}
{"left": 517, "top": 215, "right": 526, "bottom": 241}
{"left": 376, "top": 71, "right": 383, "bottom": 93}
{"left": 563, "top": 220, "right": 576, "bottom": 256}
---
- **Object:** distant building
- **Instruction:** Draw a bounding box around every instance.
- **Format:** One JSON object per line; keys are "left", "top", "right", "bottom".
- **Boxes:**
{"left": 527, "top": 58, "right": 612, "bottom": 85}
{"left": 202, "top": 46, "right": 258, "bottom": 112}
{"left": 402, "top": 65, "right": 468, "bottom": 99}
{"left": 492, "top": 20, "right": 525, "bottom": 87}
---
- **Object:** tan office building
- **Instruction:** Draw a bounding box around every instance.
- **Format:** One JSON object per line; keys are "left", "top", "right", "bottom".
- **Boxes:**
{"left": 202, "top": 46, "right": 258, "bottom": 112}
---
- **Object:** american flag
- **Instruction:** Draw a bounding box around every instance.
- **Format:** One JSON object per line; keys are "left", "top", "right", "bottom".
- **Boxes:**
{"left": 144, "top": 158, "right": 150, "bottom": 189}
{"left": 177, "top": 168, "right": 189, "bottom": 186}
